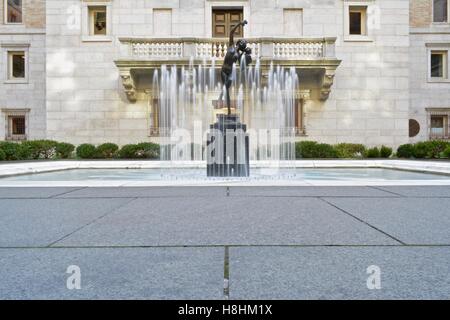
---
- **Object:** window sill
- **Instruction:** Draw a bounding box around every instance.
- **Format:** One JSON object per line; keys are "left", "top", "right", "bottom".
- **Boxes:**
{"left": 431, "top": 22, "right": 450, "bottom": 27}
{"left": 429, "top": 136, "right": 450, "bottom": 140}
{"left": 5, "top": 136, "right": 27, "bottom": 141}
{"left": 427, "top": 78, "right": 450, "bottom": 83}
{"left": 82, "top": 35, "right": 113, "bottom": 42}
{"left": 4, "top": 79, "right": 28, "bottom": 84}
{"left": 343, "top": 35, "right": 373, "bottom": 42}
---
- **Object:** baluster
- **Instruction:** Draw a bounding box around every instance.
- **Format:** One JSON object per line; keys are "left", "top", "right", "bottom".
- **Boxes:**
{"left": 222, "top": 43, "right": 227, "bottom": 58}
{"left": 195, "top": 43, "right": 200, "bottom": 58}
{"left": 145, "top": 43, "right": 150, "bottom": 58}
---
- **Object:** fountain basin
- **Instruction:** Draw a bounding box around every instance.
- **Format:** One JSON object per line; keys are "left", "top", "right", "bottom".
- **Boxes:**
{"left": 0, "top": 160, "right": 449, "bottom": 187}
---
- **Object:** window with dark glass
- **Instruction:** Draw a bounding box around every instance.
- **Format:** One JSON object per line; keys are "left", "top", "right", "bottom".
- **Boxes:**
{"left": 89, "top": 6, "right": 107, "bottom": 35}
{"left": 349, "top": 12, "right": 362, "bottom": 35}
{"left": 431, "top": 51, "right": 447, "bottom": 78}
{"left": 6, "top": 0, "right": 22, "bottom": 23}
{"left": 8, "top": 51, "right": 25, "bottom": 79}
{"left": 10, "top": 116, "right": 25, "bottom": 135}
{"left": 433, "top": 0, "right": 448, "bottom": 23}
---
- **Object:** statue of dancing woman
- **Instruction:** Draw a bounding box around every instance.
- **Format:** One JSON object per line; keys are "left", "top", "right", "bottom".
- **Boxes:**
{"left": 219, "top": 20, "right": 252, "bottom": 115}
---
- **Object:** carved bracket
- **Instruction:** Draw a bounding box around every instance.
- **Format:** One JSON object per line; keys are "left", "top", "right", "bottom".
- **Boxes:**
{"left": 320, "top": 69, "right": 336, "bottom": 101}
{"left": 119, "top": 69, "right": 137, "bottom": 103}
{"left": 296, "top": 90, "right": 311, "bottom": 101}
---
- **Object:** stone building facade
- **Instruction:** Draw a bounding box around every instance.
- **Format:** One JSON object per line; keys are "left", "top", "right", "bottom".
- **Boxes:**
{"left": 0, "top": 0, "right": 449, "bottom": 148}
{"left": 409, "top": 0, "right": 450, "bottom": 142}
{"left": 0, "top": 0, "right": 46, "bottom": 141}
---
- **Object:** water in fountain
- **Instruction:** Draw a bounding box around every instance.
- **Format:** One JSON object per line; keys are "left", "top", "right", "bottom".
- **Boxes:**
{"left": 153, "top": 57, "right": 298, "bottom": 179}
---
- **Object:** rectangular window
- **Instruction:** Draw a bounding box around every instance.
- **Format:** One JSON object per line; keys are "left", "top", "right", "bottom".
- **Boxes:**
{"left": 89, "top": 6, "right": 107, "bottom": 36}
{"left": 430, "top": 50, "right": 448, "bottom": 78}
{"left": 349, "top": 6, "right": 367, "bottom": 35}
{"left": 153, "top": 9, "right": 172, "bottom": 37}
{"left": 433, "top": 0, "right": 449, "bottom": 23}
{"left": 82, "top": 1, "right": 112, "bottom": 42}
{"left": 10, "top": 115, "right": 25, "bottom": 135}
{"left": 7, "top": 51, "right": 25, "bottom": 80}
{"left": 212, "top": 9, "right": 244, "bottom": 38}
{"left": 430, "top": 115, "right": 448, "bottom": 138}
{"left": 6, "top": 0, "right": 22, "bottom": 24}
{"left": 295, "top": 100, "right": 304, "bottom": 135}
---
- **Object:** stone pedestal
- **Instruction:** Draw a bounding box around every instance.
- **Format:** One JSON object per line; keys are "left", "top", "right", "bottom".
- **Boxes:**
{"left": 207, "top": 114, "right": 250, "bottom": 177}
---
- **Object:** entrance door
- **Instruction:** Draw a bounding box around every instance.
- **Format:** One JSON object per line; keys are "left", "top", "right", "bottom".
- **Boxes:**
{"left": 212, "top": 9, "right": 244, "bottom": 38}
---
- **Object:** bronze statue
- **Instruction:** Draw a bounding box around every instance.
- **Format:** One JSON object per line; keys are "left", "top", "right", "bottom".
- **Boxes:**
{"left": 219, "top": 20, "right": 252, "bottom": 115}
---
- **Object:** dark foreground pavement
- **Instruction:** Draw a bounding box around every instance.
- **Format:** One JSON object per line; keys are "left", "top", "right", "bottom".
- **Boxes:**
{"left": 0, "top": 186, "right": 449, "bottom": 299}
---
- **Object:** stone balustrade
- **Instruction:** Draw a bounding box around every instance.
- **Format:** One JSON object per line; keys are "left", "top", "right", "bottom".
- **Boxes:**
{"left": 119, "top": 37, "right": 336, "bottom": 61}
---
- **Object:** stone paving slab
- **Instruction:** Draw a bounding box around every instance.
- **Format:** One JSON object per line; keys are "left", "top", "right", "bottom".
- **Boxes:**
{"left": 54, "top": 186, "right": 398, "bottom": 199}
{"left": 56, "top": 187, "right": 228, "bottom": 198}
{"left": 0, "top": 198, "right": 131, "bottom": 247}
{"left": 230, "top": 247, "right": 450, "bottom": 300}
{"left": 324, "top": 198, "right": 450, "bottom": 245}
{"left": 56, "top": 197, "right": 397, "bottom": 247}
{"left": 229, "top": 186, "right": 397, "bottom": 197}
{"left": 0, "top": 187, "right": 80, "bottom": 199}
{"left": 377, "top": 186, "right": 450, "bottom": 197}
{"left": 0, "top": 248, "right": 224, "bottom": 300}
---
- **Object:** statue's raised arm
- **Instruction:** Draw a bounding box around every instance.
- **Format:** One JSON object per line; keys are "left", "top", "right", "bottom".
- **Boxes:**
{"left": 229, "top": 20, "right": 248, "bottom": 46}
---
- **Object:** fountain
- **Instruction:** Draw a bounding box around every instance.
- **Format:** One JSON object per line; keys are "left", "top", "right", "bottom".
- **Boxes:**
{"left": 153, "top": 22, "right": 299, "bottom": 179}
{"left": 207, "top": 20, "right": 252, "bottom": 177}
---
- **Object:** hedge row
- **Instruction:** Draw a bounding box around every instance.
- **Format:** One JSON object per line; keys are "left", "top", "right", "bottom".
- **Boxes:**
{"left": 0, "top": 140, "right": 75, "bottom": 161}
{"left": 0, "top": 141, "right": 160, "bottom": 161}
{"left": 397, "top": 141, "right": 450, "bottom": 159}
{"left": 295, "top": 141, "right": 393, "bottom": 159}
{"left": 1, "top": 140, "right": 449, "bottom": 161}
{"left": 296, "top": 140, "right": 450, "bottom": 159}
{"left": 76, "top": 142, "right": 160, "bottom": 159}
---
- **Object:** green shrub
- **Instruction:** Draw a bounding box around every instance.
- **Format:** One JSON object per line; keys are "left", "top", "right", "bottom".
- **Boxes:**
{"left": 366, "top": 147, "right": 380, "bottom": 158}
{"left": 22, "top": 140, "right": 58, "bottom": 159}
{"left": 96, "top": 143, "right": 119, "bottom": 159}
{"left": 118, "top": 144, "right": 139, "bottom": 159}
{"left": 397, "top": 144, "right": 415, "bottom": 158}
{"left": 335, "top": 143, "right": 366, "bottom": 159}
{"left": 296, "top": 141, "right": 316, "bottom": 159}
{"left": 135, "top": 142, "right": 160, "bottom": 159}
{"left": 0, "top": 149, "right": 5, "bottom": 161}
{"left": 117, "top": 143, "right": 160, "bottom": 159}
{"left": 380, "top": 145, "right": 393, "bottom": 158}
{"left": 444, "top": 146, "right": 450, "bottom": 159}
{"left": 314, "top": 143, "right": 337, "bottom": 158}
{"left": 0, "top": 142, "right": 28, "bottom": 161}
{"left": 295, "top": 141, "right": 337, "bottom": 159}
{"left": 56, "top": 142, "right": 75, "bottom": 159}
{"left": 76, "top": 144, "right": 97, "bottom": 159}
{"left": 413, "top": 140, "right": 449, "bottom": 159}
{"left": 412, "top": 142, "right": 430, "bottom": 159}
{"left": 425, "top": 140, "right": 449, "bottom": 159}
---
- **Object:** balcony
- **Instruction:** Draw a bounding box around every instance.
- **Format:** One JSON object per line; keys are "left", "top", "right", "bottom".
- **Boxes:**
{"left": 115, "top": 37, "right": 341, "bottom": 102}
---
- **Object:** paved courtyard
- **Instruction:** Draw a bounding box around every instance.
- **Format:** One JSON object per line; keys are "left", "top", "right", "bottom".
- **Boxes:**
{"left": 0, "top": 186, "right": 449, "bottom": 299}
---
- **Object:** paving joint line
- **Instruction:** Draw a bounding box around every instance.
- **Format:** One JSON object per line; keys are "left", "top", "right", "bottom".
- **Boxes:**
{"left": 46, "top": 197, "right": 138, "bottom": 248}
{"left": 319, "top": 197, "right": 407, "bottom": 245}
{"left": 368, "top": 186, "right": 406, "bottom": 197}
{"left": 2, "top": 244, "right": 450, "bottom": 250}
{"left": 49, "top": 187, "right": 88, "bottom": 199}
{"left": 224, "top": 246, "right": 230, "bottom": 299}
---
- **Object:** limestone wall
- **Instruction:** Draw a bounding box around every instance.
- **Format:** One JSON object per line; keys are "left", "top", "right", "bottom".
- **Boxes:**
{"left": 0, "top": 0, "right": 46, "bottom": 140}
{"left": 46, "top": 0, "right": 411, "bottom": 147}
